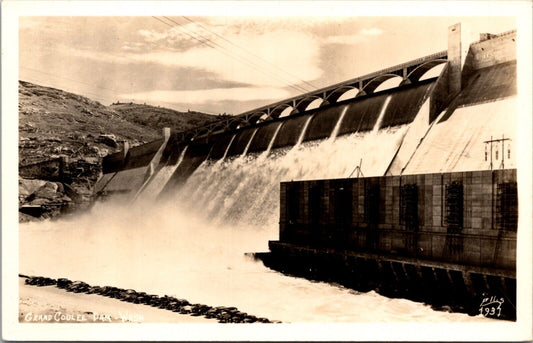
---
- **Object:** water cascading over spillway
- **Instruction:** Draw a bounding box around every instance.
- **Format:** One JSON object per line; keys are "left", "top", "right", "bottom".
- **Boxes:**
{"left": 263, "top": 123, "right": 282, "bottom": 157}
{"left": 328, "top": 105, "right": 348, "bottom": 141}
{"left": 165, "top": 95, "right": 404, "bottom": 230}
{"left": 134, "top": 146, "right": 188, "bottom": 202}
{"left": 20, "top": 79, "right": 487, "bottom": 322}
{"left": 295, "top": 116, "right": 312, "bottom": 147}
{"left": 372, "top": 95, "right": 391, "bottom": 133}
{"left": 241, "top": 128, "right": 258, "bottom": 157}
{"left": 221, "top": 134, "right": 236, "bottom": 161}
{"left": 19, "top": 23, "right": 520, "bottom": 324}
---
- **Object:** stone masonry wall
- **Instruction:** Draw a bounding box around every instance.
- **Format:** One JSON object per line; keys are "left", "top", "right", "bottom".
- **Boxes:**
{"left": 279, "top": 169, "right": 517, "bottom": 271}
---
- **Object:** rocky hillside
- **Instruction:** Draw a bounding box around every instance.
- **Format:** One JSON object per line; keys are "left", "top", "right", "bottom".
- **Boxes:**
{"left": 20, "top": 81, "right": 154, "bottom": 165}
{"left": 110, "top": 102, "right": 224, "bottom": 133}
{"left": 19, "top": 80, "right": 220, "bottom": 165}
{"left": 18, "top": 80, "right": 219, "bottom": 222}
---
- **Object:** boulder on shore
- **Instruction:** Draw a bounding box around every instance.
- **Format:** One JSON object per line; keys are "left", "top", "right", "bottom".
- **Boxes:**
{"left": 19, "top": 178, "right": 72, "bottom": 221}
{"left": 19, "top": 179, "right": 47, "bottom": 203}
{"left": 32, "top": 181, "right": 59, "bottom": 200}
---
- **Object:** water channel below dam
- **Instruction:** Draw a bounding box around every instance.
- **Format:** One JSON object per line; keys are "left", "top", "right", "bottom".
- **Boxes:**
{"left": 20, "top": 122, "right": 494, "bottom": 322}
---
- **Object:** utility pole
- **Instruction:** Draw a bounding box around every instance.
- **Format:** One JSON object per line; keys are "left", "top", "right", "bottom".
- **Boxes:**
{"left": 348, "top": 159, "right": 364, "bottom": 178}
{"left": 484, "top": 135, "right": 511, "bottom": 170}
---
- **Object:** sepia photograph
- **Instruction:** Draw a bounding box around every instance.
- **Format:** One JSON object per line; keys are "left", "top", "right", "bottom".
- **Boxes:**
{"left": 2, "top": 1, "right": 532, "bottom": 341}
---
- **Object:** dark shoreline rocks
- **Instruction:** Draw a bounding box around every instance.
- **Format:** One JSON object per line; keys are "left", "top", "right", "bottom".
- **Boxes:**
{"left": 21, "top": 275, "right": 280, "bottom": 323}
{"left": 19, "top": 175, "right": 97, "bottom": 223}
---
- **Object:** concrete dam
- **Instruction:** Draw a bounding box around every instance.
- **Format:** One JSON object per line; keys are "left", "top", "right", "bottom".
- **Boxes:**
{"left": 92, "top": 24, "right": 517, "bottom": 319}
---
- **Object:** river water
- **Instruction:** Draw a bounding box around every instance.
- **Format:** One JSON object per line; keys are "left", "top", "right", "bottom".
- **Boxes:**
{"left": 19, "top": 122, "right": 491, "bottom": 322}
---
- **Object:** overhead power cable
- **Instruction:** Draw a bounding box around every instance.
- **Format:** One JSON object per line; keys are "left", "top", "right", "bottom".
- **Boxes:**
{"left": 155, "top": 16, "right": 310, "bottom": 94}
{"left": 153, "top": 16, "right": 312, "bottom": 94}
{"left": 163, "top": 16, "right": 315, "bottom": 93}
{"left": 180, "top": 16, "right": 320, "bottom": 91}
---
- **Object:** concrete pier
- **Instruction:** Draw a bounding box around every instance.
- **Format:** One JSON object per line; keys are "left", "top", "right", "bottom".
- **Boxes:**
{"left": 257, "top": 169, "right": 517, "bottom": 320}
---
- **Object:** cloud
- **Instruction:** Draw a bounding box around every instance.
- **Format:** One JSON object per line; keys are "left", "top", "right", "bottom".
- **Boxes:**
{"left": 325, "top": 34, "right": 366, "bottom": 45}
{"left": 360, "top": 27, "right": 383, "bottom": 36}
{"left": 325, "top": 27, "right": 384, "bottom": 45}
{"left": 137, "top": 26, "right": 198, "bottom": 48}
{"left": 138, "top": 29, "right": 170, "bottom": 42}
{"left": 204, "top": 16, "right": 353, "bottom": 34}
{"left": 65, "top": 29, "right": 323, "bottom": 89}
{"left": 119, "top": 87, "right": 291, "bottom": 105}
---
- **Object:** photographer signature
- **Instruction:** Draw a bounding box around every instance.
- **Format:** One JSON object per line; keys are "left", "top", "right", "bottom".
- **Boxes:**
{"left": 479, "top": 295, "right": 504, "bottom": 317}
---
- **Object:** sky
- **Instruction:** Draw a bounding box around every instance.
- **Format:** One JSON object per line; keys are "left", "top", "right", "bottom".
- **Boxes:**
{"left": 19, "top": 15, "right": 517, "bottom": 115}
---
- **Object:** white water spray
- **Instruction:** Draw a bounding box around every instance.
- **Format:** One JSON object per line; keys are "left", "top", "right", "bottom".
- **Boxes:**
{"left": 19, "top": 93, "right": 490, "bottom": 323}
{"left": 222, "top": 134, "right": 236, "bottom": 161}
{"left": 136, "top": 145, "right": 188, "bottom": 201}
{"left": 257, "top": 123, "right": 283, "bottom": 161}
{"left": 373, "top": 95, "right": 392, "bottom": 132}
{"left": 240, "top": 128, "right": 257, "bottom": 157}
{"left": 329, "top": 105, "right": 349, "bottom": 141}
{"left": 265, "top": 123, "right": 282, "bottom": 155}
{"left": 295, "top": 116, "right": 313, "bottom": 148}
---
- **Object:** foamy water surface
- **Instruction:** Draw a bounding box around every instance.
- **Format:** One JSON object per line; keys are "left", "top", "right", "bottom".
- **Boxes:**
{"left": 20, "top": 124, "right": 491, "bottom": 323}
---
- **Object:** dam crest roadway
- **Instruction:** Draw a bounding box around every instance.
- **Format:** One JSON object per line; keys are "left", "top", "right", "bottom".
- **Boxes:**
{"left": 177, "top": 50, "right": 448, "bottom": 141}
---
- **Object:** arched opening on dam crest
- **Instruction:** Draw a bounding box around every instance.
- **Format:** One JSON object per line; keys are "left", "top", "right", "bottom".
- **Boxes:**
{"left": 372, "top": 75, "right": 403, "bottom": 93}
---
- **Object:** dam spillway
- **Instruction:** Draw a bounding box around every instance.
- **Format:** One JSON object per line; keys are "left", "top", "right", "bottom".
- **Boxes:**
{"left": 99, "top": 78, "right": 441, "bottom": 200}
{"left": 95, "top": 27, "right": 517, "bottom": 199}
{"left": 20, "top": 24, "right": 518, "bottom": 323}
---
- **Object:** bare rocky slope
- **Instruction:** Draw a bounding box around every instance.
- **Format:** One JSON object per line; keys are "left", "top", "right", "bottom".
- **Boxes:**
{"left": 109, "top": 102, "right": 225, "bottom": 134}
{"left": 18, "top": 80, "right": 220, "bottom": 221}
